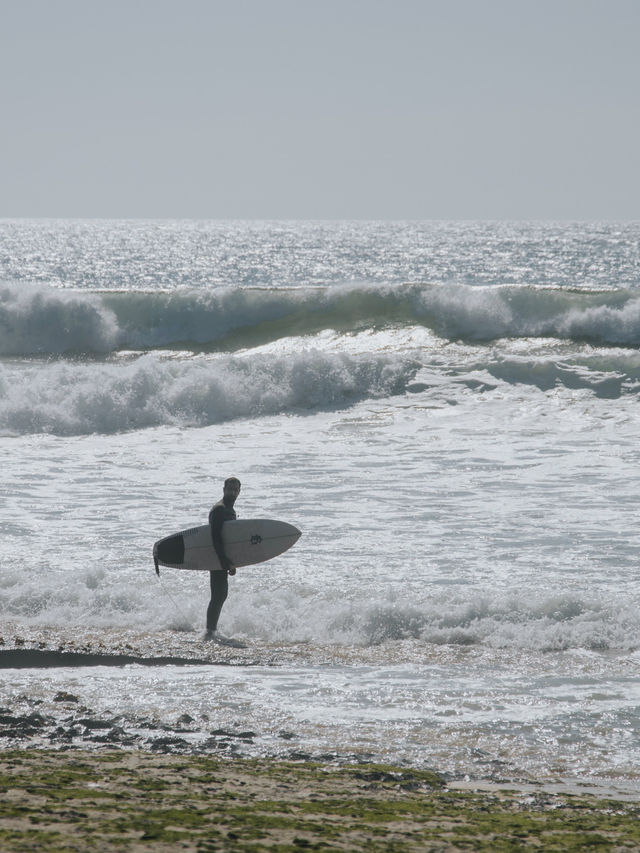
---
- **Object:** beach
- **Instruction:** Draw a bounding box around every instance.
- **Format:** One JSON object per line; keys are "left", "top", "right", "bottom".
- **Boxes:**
{"left": 2, "top": 749, "right": 640, "bottom": 851}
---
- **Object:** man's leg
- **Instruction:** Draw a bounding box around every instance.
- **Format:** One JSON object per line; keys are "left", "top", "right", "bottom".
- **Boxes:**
{"left": 206, "top": 570, "right": 228, "bottom": 632}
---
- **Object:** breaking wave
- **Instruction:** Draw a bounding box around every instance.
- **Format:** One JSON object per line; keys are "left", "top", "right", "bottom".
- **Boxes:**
{"left": 228, "top": 589, "right": 640, "bottom": 653}
{"left": 5, "top": 281, "right": 640, "bottom": 355}
{"left": 0, "top": 349, "right": 418, "bottom": 435}
{"left": 354, "top": 593, "right": 640, "bottom": 652}
{"left": 5, "top": 570, "right": 638, "bottom": 653}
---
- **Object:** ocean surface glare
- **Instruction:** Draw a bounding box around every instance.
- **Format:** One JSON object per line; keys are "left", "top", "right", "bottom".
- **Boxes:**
{"left": 1, "top": 220, "right": 639, "bottom": 791}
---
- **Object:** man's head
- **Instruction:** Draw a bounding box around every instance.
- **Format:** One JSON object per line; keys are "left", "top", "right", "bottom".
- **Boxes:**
{"left": 223, "top": 477, "right": 241, "bottom": 500}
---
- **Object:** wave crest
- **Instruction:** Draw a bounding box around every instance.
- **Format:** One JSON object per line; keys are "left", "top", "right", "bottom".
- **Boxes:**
{"left": 0, "top": 283, "right": 119, "bottom": 354}
{"left": 0, "top": 350, "right": 418, "bottom": 435}
{"left": 6, "top": 281, "right": 640, "bottom": 355}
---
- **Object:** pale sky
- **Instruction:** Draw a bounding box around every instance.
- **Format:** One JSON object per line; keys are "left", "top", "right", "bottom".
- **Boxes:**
{"left": 1, "top": 0, "right": 638, "bottom": 219}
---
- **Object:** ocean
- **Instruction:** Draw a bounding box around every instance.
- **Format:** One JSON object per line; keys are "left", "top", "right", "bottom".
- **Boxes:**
{"left": 1, "top": 219, "right": 640, "bottom": 792}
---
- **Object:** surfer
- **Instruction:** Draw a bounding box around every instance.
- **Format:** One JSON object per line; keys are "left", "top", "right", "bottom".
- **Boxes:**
{"left": 204, "top": 477, "right": 241, "bottom": 641}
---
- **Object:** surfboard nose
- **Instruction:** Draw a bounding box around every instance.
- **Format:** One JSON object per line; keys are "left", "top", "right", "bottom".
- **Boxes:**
{"left": 273, "top": 521, "right": 301, "bottom": 545}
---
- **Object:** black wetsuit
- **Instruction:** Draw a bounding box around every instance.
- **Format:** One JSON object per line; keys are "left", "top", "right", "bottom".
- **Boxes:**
{"left": 206, "top": 499, "right": 236, "bottom": 632}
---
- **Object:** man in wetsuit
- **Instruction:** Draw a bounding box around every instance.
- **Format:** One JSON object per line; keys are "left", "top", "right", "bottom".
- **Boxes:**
{"left": 204, "top": 477, "right": 241, "bottom": 641}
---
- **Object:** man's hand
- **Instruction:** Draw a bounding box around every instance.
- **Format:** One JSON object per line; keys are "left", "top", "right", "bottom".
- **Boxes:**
{"left": 227, "top": 566, "right": 237, "bottom": 576}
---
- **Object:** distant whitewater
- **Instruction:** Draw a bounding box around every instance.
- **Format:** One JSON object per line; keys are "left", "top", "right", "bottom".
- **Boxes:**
{"left": 4, "top": 278, "right": 640, "bottom": 435}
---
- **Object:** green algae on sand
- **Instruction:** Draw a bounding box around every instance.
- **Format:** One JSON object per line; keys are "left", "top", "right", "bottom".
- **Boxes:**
{"left": 1, "top": 750, "right": 639, "bottom": 852}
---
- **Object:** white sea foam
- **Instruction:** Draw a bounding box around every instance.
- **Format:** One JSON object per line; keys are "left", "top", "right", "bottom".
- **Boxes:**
{"left": 0, "top": 349, "right": 418, "bottom": 435}
{"left": 414, "top": 283, "right": 640, "bottom": 344}
{"left": 2, "top": 339, "right": 638, "bottom": 437}
{"left": 354, "top": 594, "right": 639, "bottom": 652}
{"left": 4, "top": 567, "right": 638, "bottom": 654}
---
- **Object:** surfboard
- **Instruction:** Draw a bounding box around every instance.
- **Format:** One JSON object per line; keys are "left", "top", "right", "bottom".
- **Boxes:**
{"left": 153, "top": 518, "right": 301, "bottom": 573}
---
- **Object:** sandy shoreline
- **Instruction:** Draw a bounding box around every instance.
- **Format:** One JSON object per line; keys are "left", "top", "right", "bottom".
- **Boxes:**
{"left": 0, "top": 749, "right": 638, "bottom": 852}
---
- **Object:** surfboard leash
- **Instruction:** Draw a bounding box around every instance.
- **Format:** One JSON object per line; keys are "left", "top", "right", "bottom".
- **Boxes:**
{"left": 154, "top": 573, "right": 193, "bottom": 628}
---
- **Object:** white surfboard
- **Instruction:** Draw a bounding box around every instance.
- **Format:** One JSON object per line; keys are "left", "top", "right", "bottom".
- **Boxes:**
{"left": 153, "top": 518, "right": 301, "bottom": 572}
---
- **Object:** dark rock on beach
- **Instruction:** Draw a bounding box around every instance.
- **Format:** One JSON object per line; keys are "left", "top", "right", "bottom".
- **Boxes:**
{"left": 77, "top": 717, "right": 115, "bottom": 730}
{"left": 149, "top": 736, "right": 190, "bottom": 752}
{"left": 0, "top": 711, "right": 53, "bottom": 739}
{"left": 53, "top": 691, "right": 80, "bottom": 703}
{"left": 210, "top": 728, "right": 256, "bottom": 741}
